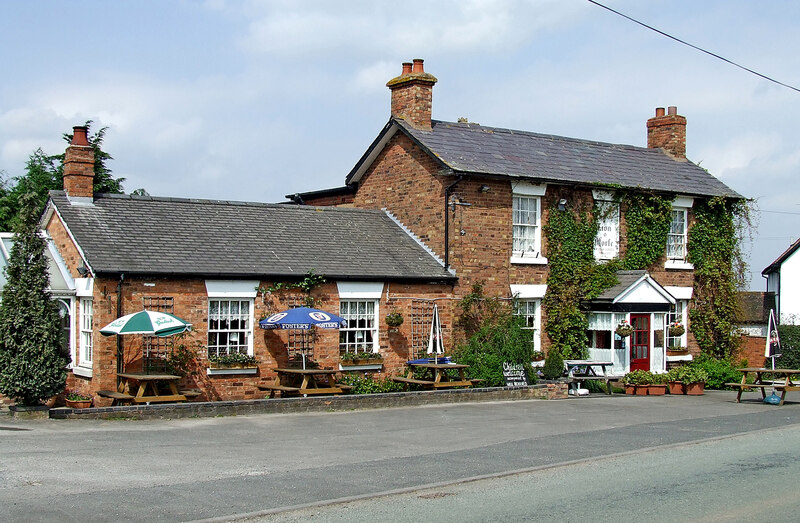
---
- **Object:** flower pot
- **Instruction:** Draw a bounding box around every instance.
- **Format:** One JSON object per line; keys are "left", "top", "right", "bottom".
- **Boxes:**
{"left": 668, "top": 381, "right": 685, "bottom": 395}
{"left": 648, "top": 384, "right": 667, "bottom": 396}
{"left": 625, "top": 383, "right": 636, "bottom": 395}
{"left": 685, "top": 381, "right": 705, "bottom": 395}
{"left": 634, "top": 384, "right": 649, "bottom": 396}
{"left": 65, "top": 398, "right": 92, "bottom": 409}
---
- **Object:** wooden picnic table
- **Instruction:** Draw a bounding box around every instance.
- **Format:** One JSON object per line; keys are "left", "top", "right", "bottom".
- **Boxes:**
{"left": 258, "top": 368, "right": 350, "bottom": 398}
{"left": 727, "top": 368, "right": 800, "bottom": 405}
{"left": 113, "top": 372, "right": 187, "bottom": 404}
{"left": 392, "top": 362, "right": 476, "bottom": 389}
{"left": 563, "top": 360, "right": 615, "bottom": 396}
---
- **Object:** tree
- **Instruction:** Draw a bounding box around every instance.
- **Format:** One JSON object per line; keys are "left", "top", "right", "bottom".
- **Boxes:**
{"left": 0, "top": 192, "right": 70, "bottom": 406}
{"left": 0, "top": 121, "right": 127, "bottom": 231}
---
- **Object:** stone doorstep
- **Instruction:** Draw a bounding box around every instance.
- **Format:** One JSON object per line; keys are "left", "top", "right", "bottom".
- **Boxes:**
{"left": 48, "top": 383, "right": 570, "bottom": 421}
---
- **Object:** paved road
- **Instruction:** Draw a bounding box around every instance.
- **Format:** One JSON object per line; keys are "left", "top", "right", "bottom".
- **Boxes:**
{"left": 1, "top": 391, "right": 798, "bottom": 522}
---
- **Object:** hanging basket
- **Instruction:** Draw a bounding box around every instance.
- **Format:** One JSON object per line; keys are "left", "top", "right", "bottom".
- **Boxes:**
{"left": 668, "top": 323, "right": 686, "bottom": 337}
{"left": 615, "top": 322, "right": 633, "bottom": 338}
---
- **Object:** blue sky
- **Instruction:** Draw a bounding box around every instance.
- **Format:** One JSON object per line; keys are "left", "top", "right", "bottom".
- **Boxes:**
{"left": 2, "top": 0, "right": 799, "bottom": 290}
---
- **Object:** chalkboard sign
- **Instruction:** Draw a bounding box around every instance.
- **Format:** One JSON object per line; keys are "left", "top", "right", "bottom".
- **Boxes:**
{"left": 502, "top": 362, "right": 529, "bottom": 387}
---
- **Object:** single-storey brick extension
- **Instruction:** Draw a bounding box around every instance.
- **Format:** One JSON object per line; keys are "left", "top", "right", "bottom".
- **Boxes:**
{"left": 43, "top": 59, "right": 740, "bottom": 404}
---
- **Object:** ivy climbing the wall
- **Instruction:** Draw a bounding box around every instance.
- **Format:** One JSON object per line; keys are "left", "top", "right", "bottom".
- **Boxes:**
{"left": 687, "top": 196, "right": 750, "bottom": 358}
{"left": 619, "top": 191, "right": 673, "bottom": 270}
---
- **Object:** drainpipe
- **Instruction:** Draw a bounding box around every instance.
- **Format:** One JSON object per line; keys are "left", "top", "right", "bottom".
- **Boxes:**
{"left": 116, "top": 273, "right": 125, "bottom": 377}
{"left": 443, "top": 176, "right": 463, "bottom": 270}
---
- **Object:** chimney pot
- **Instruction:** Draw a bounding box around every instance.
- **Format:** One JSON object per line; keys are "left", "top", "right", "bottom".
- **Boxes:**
{"left": 412, "top": 58, "right": 424, "bottom": 73}
{"left": 667, "top": 106, "right": 677, "bottom": 116}
{"left": 72, "top": 126, "right": 89, "bottom": 146}
{"left": 655, "top": 107, "right": 665, "bottom": 117}
{"left": 402, "top": 62, "right": 412, "bottom": 75}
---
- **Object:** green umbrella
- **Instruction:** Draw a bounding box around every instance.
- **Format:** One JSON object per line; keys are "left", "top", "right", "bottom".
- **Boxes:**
{"left": 99, "top": 310, "right": 191, "bottom": 337}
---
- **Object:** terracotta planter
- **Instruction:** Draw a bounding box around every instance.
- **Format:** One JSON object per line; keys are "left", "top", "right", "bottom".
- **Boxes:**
{"left": 625, "top": 384, "right": 636, "bottom": 395}
{"left": 668, "top": 381, "right": 685, "bottom": 394}
{"left": 648, "top": 384, "right": 667, "bottom": 396}
{"left": 634, "top": 384, "right": 649, "bottom": 396}
{"left": 685, "top": 381, "right": 705, "bottom": 395}
{"left": 65, "top": 398, "right": 92, "bottom": 409}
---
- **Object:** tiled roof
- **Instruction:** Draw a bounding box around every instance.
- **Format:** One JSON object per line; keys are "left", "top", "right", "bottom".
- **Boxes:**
{"left": 593, "top": 270, "right": 647, "bottom": 301}
{"left": 374, "top": 119, "right": 740, "bottom": 198}
{"left": 735, "top": 291, "right": 775, "bottom": 324}
{"left": 47, "top": 191, "right": 454, "bottom": 281}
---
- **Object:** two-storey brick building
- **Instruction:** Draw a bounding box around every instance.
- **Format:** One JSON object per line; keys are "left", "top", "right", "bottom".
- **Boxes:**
{"left": 291, "top": 59, "right": 742, "bottom": 376}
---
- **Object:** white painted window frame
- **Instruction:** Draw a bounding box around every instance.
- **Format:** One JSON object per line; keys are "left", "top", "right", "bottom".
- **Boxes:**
{"left": 205, "top": 280, "right": 257, "bottom": 359}
{"left": 666, "top": 197, "right": 694, "bottom": 270}
{"left": 514, "top": 299, "right": 542, "bottom": 352}
{"left": 79, "top": 298, "right": 93, "bottom": 368}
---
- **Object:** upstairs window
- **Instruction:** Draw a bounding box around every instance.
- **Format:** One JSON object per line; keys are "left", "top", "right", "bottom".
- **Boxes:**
{"left": 667, "top": 208, "right": 688, "bottom": 261}
{"left": 512, "top": 195, "right": 541, "bottom": 258}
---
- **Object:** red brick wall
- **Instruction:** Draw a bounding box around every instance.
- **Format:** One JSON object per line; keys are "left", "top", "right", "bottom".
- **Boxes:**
{"left": 735, "top": 334, "right": 768, "bottom": 367}
{"left": 299, "top": 193, "right": 355, "bottom": 207}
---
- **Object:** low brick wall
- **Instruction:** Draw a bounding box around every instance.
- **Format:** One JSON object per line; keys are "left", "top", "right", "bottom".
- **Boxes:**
{"left": 48, "top": 383, "right": 569, "bottom": 420}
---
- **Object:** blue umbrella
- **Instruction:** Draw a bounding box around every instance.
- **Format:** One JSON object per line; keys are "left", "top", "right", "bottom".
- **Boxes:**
{"left": 259, "top": 307, "right": 347, "bottom": 369}
{"left": 259, "top": 307, "right": 347, "bottom": 330}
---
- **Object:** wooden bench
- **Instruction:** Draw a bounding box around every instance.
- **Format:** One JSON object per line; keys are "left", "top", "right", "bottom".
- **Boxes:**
{"left": 97, "top": 390, "right": 135, "bottom": 406}
{"left": 391, "top": 376, "right": 435, "bottom": 389}
{"left": 179, "top": 389, "right": 202, "bottom": 399}
{"left": 258, "top": 384, "right": 301, "bottom": 398}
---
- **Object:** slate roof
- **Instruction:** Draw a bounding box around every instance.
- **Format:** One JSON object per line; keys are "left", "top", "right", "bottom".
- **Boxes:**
{"left": 735, "top": 291, "right": 775, "bottom": 324}
{"left": 345, "top": 119, "right": 741, "bottom": 198}
{"left": 762, "top": 237, "right": 800, "bottom": 275}
{"left": 46, "top": 191, "right": 454, "bottom": 281}
{"left": 593, "top": 270, "right": 648, "bottom": 302}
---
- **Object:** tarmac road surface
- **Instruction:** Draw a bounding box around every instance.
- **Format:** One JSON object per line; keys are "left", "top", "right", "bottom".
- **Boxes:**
{"left": 1, "top": 390, "right": 798, "bottom": 522}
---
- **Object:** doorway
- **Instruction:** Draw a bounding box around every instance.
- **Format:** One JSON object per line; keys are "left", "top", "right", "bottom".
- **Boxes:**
{"left": 630, "top": 314, "right": 650, "bottom": 371}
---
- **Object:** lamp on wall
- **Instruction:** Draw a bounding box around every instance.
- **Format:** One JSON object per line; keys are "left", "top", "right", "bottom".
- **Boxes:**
{"left": 77, "top": 261, "right": 88, "bottom": 276}
{"left": 480, "top": 184, "right": 490, "bottom": 193}
{"left": 558, "top": 198, "right": 567, "bottom": 211}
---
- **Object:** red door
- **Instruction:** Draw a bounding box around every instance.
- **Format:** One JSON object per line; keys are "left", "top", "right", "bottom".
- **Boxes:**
{"left": 630, "top": 314, "right": 650, "bottom": 371}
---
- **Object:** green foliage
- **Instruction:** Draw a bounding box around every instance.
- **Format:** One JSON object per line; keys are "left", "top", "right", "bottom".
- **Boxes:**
{"left": 453, "top": 284, "right": 536, "bottom": 386}
{"left": 0, "top": 192, "right": 70, "bottom": 405}
{"left": 688, "top": 197, "right": 749, "bottom": 358}
{"left": 385, "top": 311, "right": 404, "bottom": 327}
{"left": 339, "top": 374, "right": 404, "bottom": 394}
{"left": 673, "top": 363, "right": 709, "bottom": 384}
{"left": 0, "top": 122, "right": 126, "bottom": 231}
{"left": 541, "top": 348, "right": 564, "bottom": 380}
{"left": 619, "top": 191, "right": 673, "bottom": 270}
{"left": 263, "top": 270, "right": 326, "bottom": 307}
{"left": 340, "top": 351, "right": 383, "bottom": 362}
{"left": 692, "top": 354, "right": 743, "bottom": 390}
{"left": 777, "top": 325, "right": 800, "bottom": 370}
{"left": 165, "top": 331, "right": 203, "bottom": 377}
{"left": 65, "top": 389, "right": 92, "bottom": 401}
{"left": 208, "top": 352, "right": 257, "bottom": 366}
{"left": 622, "top": 370, "right": 653, "bottom": 385}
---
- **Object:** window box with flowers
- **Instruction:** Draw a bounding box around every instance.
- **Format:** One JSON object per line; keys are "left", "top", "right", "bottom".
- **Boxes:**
{"left": 207, "top": 353, "right": 259, "bottom": 375}
{"left": 340, "top": 351, "right": 384, "bottom": 370}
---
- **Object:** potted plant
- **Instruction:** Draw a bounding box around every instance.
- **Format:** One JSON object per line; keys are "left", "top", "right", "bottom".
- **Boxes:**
{"left": 208, "top": 352, "right": 258, "bottom": 369}
{"left": 64, "top": 390, "right": 93, "bottom": 409}
{"left": 668, "top": 321, "right": 686, "bottom": 337}
{"left": 385, "top": 311, "right": 404, "bottom": 330}
{"left": 615, "top": 320, "right": 633, "bottom": 338}
{"left": 679, "top": 365, "right": 708, "bottom": 395}
{"left": 531, "top": 351, "right": 545, "bottom": 362}
{"left": 341, "top": 351, "right": 383, "bottom": 366}
{"left": 666, "top": 367, "right": 685, "bottom": 394}
{"left": 622, "top": 370, "right": 652, "bottom": 395}
{"left": 648, "top": 373, "right": 668, "bottom": 395}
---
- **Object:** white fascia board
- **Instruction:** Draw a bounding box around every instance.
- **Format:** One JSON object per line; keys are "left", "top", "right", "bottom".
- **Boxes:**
{"left": 511, "top": 181, "right": 547, "bottom": 196}
{"left": 336, "top": 281, "right": 384, "bottom": 299}
{"left": 348, "top": 125, "right": 399, "bottom": 185}
{"left": 205, "top": 280, "right": 259, "bottom": 298}
{"left": 673, "top": 196, "right": 695, "bottom": 208}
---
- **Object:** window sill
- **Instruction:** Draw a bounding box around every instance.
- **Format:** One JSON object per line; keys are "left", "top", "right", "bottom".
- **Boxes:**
{"left": 665, "top": 260, "right": 694, "bottom": 270}
{"left": 339, "top": 363, "right": 383, "bottom": 371}
{"left": 207, "top": 367, "right": 258, "bottom": 376}
{"left": 72, "top": 366, "right": 93, "bottom": 378}
{"left": 510, "top": 256, "right": 548, "bottom": 265}
{"left": 666, "top": 353, "right": 693, "bottom": 363}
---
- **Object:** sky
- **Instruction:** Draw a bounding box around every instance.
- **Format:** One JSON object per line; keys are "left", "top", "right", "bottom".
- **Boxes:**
{"left": 1, "top": 0, "right": 799, "bottom": 290}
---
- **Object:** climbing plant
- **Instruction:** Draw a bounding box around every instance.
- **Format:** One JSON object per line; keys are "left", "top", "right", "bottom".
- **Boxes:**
{"left": 619, "top": 191, "right": 673, "bottom": 270}
{"left": 260, "top": 270, "right": 326, "bottom": 308}
{"left": 687, "top": 196, "right": 751, "bottom": 358}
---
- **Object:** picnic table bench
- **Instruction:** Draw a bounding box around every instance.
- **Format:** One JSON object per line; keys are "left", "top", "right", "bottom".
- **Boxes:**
{"left": 97, "top": 390, "right": 135, "bottom": 405}
{"left": 259, "top": 368, "right": 348, "bottom": 398}
{"left": 563, "top": 360, "right": 615, "bottom": 396}
{"left": 727, "top": 368, "right": 800, "bottom": 405}
{"left": 392, "top": 362, "right": 477, "bottom": 390}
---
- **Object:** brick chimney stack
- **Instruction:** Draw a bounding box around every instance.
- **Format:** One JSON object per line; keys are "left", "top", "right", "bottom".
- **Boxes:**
{"left": 386, "top": 58, "right": 438, "bottom": 130}
{"left": 646, "top": 106, "right": 686, "bottom": 160}
{"left": 63, "top": 126, "right": 95, "bottom": 199}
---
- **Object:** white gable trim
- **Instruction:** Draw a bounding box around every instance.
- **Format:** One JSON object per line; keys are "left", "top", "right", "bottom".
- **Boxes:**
{"left": 614, "top": 274, "right": 676, "bottom": 305}
{"left": 205, "top": 280, "right": 258, "bottom": 298}
{"left": 347, "top": 125, "right": 399, "bottom": 185}
{"left": 337, "top": 282, "right": 384, "bottom": 299}
{"left": 44, "top": 200, "right": 94, "bottom": 278}
{"left": 510, "top": 284, "right": 547, "bottom": 299}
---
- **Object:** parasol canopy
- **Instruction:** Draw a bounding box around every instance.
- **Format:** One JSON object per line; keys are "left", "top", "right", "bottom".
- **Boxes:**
{"left": 99, "top": 310, "right": 192, "bottom": 337}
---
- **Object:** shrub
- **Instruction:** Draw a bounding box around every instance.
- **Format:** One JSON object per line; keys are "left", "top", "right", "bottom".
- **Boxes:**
{"left": 339, "top": 374, "right": 403, "bottom": 394}
{"left": 622, "top": 370, "right": 653, "bottom": 385}
{"left": 541, "top": 349, "right": 564, "bottom": 380}
{"left": 675, "top": 364, "right": 709, "bottom": 384}
{"left": 693, "top": 354, "right": 742, "bottom": 390}
{"left": 777, "top": 325, "right": 800, "bottom": 370}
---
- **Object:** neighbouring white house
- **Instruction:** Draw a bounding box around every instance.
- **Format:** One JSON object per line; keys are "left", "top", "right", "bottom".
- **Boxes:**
{"left": 763, "top": 237, "right": 800, "bottom": 325}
